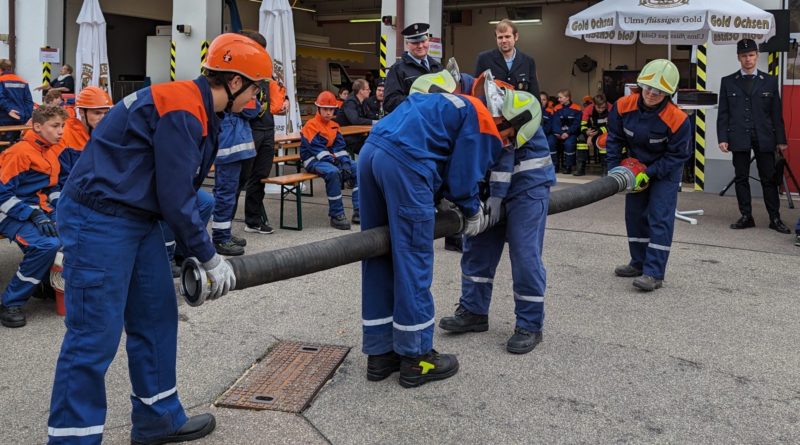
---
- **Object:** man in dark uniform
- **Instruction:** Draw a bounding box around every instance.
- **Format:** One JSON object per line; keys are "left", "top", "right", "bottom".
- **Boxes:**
{"left": 383, "top": 23, "right": 444, "bottom": 113}
{"left": 475, "top": 19, "right": 539, "bottom": 99}
{"left": 717, "top": 38, "right": 790, "bottom": 234}
{"left": 365, "top": 78, "right": 385, "bottom": 119}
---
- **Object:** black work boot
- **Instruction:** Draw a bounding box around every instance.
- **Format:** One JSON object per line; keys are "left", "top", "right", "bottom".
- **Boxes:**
{"left": 230, "top": 235, "right": 247, "bottom": 247}
{"left": 131, "top": 413, "right": 216, "bottom": 445}
{"left": 0, "top": 305, "right": 26, "bottom": 328}
{"left": 769, "top": 218, "right": 791, "bottom": 234}
{"left": 600, "top": 154, "right": 608, "bottom": 177}
{"left": 573, "top": 162, "right": 586, "bottom": 176}
{"left": 438, "top": 304, "right": 488, "bottom": 333}
{"left": 330, "top": 214, "right": 351, "bottom": 230}
{"left": 214, "top": 240, "right": 244, "bottom": 256}
{"left": 632, "top": 275, "right": 663, "bottom": 292}
{"left": 614, "top": 264, "right": 643, "bottom": 277}
{"left": 730, "top": 215, "right": 755, "bottom": 229}
{"left": 561, "top": 166, "right": 572, "bottom": 175}
{"left": 398, "top": 350, "right": 459, "bottom": 388}
{"left": 366, "top": 351, "right": 402, "bottom": 381}
{"left": 351, "top": 211, "right": 360, "bottom": 225}
{"left": 506, "top": 327, "right": 543, "bottom": 354}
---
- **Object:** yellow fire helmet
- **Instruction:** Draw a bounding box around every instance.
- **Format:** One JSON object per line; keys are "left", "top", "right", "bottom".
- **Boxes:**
{"left": 409, "top": 70, "right": 457, "bottom": 95}
{"left": 637, "top": 59, "right": 680, "bottom": 95}
{"left": 500, "top": 89, "right": 542, "bottom": 149}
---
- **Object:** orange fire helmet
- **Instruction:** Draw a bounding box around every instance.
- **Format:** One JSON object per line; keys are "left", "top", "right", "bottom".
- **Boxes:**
{"left": 75, "top": 86, "right": 113, "bottom": 109}
{"left": 315, "top": 91, "right": 339, "bottom": 108}
{"left": 596, "top": 133, "right": 608, "bottom": 149}
{"left": 203, "top": 33, "right": 273, "bottom": 81}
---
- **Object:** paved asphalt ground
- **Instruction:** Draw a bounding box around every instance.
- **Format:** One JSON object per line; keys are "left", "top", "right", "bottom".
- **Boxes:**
{"left": 1, "top": 174, "right": 798, "bottom": 444}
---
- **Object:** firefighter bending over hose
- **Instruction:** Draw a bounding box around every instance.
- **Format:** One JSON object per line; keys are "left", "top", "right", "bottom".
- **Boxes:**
{"left": 47, "top": 33, "right": 271, "bottom": 445}
{"left": 606, "top": 59, "right": 692, "bottom": 292}
{"left": 358, "top": 69, "right": 541, "bottom": 388}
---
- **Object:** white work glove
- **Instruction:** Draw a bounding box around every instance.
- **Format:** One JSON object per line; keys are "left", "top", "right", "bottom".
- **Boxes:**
{"left": 485, "top": 196, "right": 503, "bottom": 227}
{"left": 201, "top": 254, "right": 236, "bottom": 300}
{"left": 462, "top": 202, "right": 490, "bottom": 237}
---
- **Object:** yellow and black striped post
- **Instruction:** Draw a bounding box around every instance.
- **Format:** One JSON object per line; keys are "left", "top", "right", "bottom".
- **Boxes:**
{"left": 170, "top": 41, "right": 176, "bottom": 81}
{"left": 200, "top": 40, "right": 209, "bottom": 72}
{"left": 768, "top": 52, "right": 780, "bottom": 77}
{"left": 42, "top": 62, "right": 51, "bottom": 87}
{"left": 379, "top": 34, "right": 387, "bottom": 78}
{"left": 693, "top": 44, "right": 707, "bottom": 191}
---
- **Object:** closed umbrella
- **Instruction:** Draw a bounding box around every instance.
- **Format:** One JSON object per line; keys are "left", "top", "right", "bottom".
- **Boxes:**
{"left": 259, "top": 0, "right": 302, "bottom": 134}
{"left": 75, "top": 0, "right": 111, "bottom": 95}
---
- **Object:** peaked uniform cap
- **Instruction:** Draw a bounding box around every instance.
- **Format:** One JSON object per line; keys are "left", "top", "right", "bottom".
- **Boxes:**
{"left": 402, "top": 23, "right": 430, "bottom": 42}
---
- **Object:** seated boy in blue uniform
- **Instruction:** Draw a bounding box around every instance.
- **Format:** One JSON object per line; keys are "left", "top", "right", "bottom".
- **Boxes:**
{"left": 0, "top": 105, "right": 66, "bottom": 327}
{"left": 300, "top": 91, "right": 359, "bottom": 230}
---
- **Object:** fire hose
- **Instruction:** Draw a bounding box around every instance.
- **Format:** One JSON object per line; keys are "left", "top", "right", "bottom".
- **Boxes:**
{"left": 180, "top": 165, "right": 638, "bottom": 306}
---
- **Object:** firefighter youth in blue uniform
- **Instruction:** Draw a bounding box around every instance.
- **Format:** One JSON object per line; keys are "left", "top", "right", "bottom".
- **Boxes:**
{"left": 606, "top": 59, "right": 692, "bottom": 292}
{"left": 46, "top": 34, "right": 271, "bottom": 444}
{"left": 0, "top": 105, "right": 67, "bottom": 328}
{"left": 550, "top": 89, "right": 582, "bottom": 174}
{"left": 0, "top": 60, "right": 35, "bottom": 142}
{"left": 301, "top": 91, "right": 359, "bottom": 230}
{"left": 359, "top": 70, "right": 541, "bottom": 387}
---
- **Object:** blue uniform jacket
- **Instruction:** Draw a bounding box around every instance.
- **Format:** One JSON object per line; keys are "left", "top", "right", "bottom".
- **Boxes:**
{"left": 550, "top": 102, "right": 582, "bottom": 136}
{"left": 0, "top": 74, "right": 34, "bottom": 126}
{"left": 605, "top": 94, "right": 692, "bottom": 179}
{"left": 488, "top": 127, "right": 557, "bottom": 200}
{"left": 541, "top": 105, "right": 554, "bottom": 136}
{"left": 216, "top": 100, "right": 258, "bottom": 165}
{"left": 300, "top": 114, "right": 353, "bottom": 169}
{"left": 63, "top": 77, "right": 220, "bottom": 263}
{"left": 0, "top": 131, "right": 60, "bottom": 232}
{"left": 366, "top": 92, "right": 503, "bottom": 217}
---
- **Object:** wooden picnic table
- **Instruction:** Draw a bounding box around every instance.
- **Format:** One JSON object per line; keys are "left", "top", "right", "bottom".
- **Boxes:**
{"left": 0, "top": 124, "right": 32, "bottom": 133}
{"left": 274, "top": 125, "right": 372, "bottom": 145}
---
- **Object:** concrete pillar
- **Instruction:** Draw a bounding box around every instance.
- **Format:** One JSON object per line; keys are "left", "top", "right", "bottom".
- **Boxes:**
{"left": 1, "top": 0, "right": 64, "bottom": 100}
{"left": 172, "top": 0, "right": 222, "bottom": 81}
{"left": 380, "top": 0, "right": 398, "bottom": 66}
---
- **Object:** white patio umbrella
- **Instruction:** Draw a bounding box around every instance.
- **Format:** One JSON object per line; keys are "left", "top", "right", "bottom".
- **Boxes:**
{"left": 259, "top": 0, "right": 302, "bottom": 135}
{"left": 566, "top": 0, "right": 775, "bottom": 57}
{"left": 75, "top": 0, "right": 111, "bottom": 95}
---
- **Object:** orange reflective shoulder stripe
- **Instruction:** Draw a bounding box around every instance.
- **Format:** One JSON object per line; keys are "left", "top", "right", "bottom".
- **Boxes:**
{"left": 570, "top": 103, "right": 582, "bottom": 111}
{"left": 614, "top": 94, "right": 639, "bottom": 115}
{"left": 659, "top": 102, "right": 688, "bottom": 134}
{"left": 460, "top": 95, "right": 502, "bottom": 141}
{"left": 0, "top": 74, "right": 28, "bottom": 84}
{"left": 151, "top": 81, "right": 209, "bottom": 136}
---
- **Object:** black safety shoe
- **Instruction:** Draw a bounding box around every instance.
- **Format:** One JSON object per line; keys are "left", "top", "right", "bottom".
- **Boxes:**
{"left": 351, "top": 211, "right": 360, "bottom": 225}
{"left": 573, "top": 163, "right": 586, "bottom": 176}
{"left": 506, "top": 327, "right": 543, "bottom": 354}
{"left": 795, "top": 234, "right": 800, "bottom": 247}
{"left": 730, "top": 215, "right": 755, "bottom": 230}
{"left": 214, "top": 240, "right": 244, "bottom": 256}
{"left": 131, "top": 413, "right": 216, "bottom": 445}
{"left": 0, "top": 305, "right": 26, "bottom": 328}
{"left": 230, "top": 235, "right": 247, "bottom": 247}
{"left": 438, "top": 304, "right": 488, "bottom": 333}
{"left": 330, "top": 214, "right": 351, "bottom": 230}
{"left": 444, "top": 235, "right": 463, "bottom": 252}
{"left": 614, "top": 264, "right": 643, "bottom": 277}
{"left": 244, "top": 223, "right": 274, "bottom": 234}
{"left": 398, "top": 350, "right": 459, "bottom": 388}
{"left": 769, "top": 218, "right": 791, "bottom": 234}
{"left": 632, "top": 274, "right": 663, "bottom": 291}
{"left": 366, "top": 351, "right": 402, "bottom": 381}
{"left": 561, "top": 166, "right": 572, "bottom": 175}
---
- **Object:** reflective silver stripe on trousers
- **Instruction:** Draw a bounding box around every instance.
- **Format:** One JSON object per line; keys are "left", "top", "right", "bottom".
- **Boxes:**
{"left": 48, "top": 425, "right": 104, "bottom": 437}
{"left": 0, "top": 212, "right": 6, "bottom": 224}
{"left": 648, "top": 242, "right": 671, "bottom": 251}
{"left": 514, "top": 292, "right": 544, "bottom": 303}
{"left": 628, "top": 237, "right": 650, "bottom": 243}
{"left": 133, "top": 387, "right": 177, "bottom": 406}
{"left": 164, "top": 241, "right": 176, "bottom": 247}
{"left": 16, "top": 270, "right": 41, "bottom": 284}
{"left": 393, "top": 318, "right": 435, "bottom": 332}
{"left": 0, "top": 197, "right": 22, "bottom": 213}
{"left": 327, "top": 194, "right": 342, "bottom": 201}
{"left": 216, "top": 141, "right": 255, "bottom": 158}
{"left": 363, "top": 316, "right": 393, "bottom": 326}
{"left": 514, "top": 156, "right": 553, "bottom": 174}
{"left": 333, "top": 150, "right": 349, "bottom": 158}
{"left": 624, "top": 128, "right": 634, "bottom": 137}
{"left": 49, "top": 191, "right": 61, "bottom": 201}
{"left": 490, "top": 171, "right": 511, "bottom": 183}
{"left": 463, "top": 274, "right": 493, "bottom": 284}
{"left": 317, "top": 151, "right": 331, "bottom": 160}
{"left": 211, "top": 221, "right": 231, "bottom": 229}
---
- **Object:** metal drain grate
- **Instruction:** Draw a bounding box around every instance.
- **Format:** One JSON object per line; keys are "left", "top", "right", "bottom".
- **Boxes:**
{"left": 216, "top": 341, "right": 350, "bottom": 413}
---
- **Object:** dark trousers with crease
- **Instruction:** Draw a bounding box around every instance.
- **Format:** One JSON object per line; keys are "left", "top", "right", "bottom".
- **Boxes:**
{"left": 237, "top": 128, "right": 275, "bottom": 228}
{"left": 732, "top": 136, "right": 780, "bottom": 220}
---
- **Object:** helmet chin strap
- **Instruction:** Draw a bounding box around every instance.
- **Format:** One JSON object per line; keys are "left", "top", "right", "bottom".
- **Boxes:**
{"left": 223, "top": 79, "right": 252, "bottom": 113}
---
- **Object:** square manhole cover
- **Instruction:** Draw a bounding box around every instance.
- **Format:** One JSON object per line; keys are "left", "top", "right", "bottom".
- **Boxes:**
{"left": 216, "top": 341, "right": 350, "bottom": 413}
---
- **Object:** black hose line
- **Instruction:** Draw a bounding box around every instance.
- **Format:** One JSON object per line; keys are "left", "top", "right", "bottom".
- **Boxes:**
{"left": 181, "top": 172, "right": 631, "bottom": 305}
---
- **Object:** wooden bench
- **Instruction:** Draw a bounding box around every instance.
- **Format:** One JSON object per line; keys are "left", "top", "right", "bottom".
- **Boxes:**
{"left": 261, "top": 172, "right": 319, "bottom": 230}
